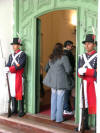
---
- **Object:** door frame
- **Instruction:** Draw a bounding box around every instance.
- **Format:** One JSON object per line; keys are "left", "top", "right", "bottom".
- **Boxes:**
{"left": 35, "top": 18, "right": 41, "bottom": 113}
{"left": 34, "top": 7, "right": 80, "bottom": 123}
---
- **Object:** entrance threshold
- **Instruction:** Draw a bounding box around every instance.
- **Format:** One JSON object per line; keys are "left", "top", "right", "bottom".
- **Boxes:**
{"left": 0, "top": 113, "right": 95, "bottom": 133}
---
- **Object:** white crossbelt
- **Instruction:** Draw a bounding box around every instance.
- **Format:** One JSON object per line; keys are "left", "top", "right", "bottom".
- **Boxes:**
{"left": 11, "top": 51, "right": 22, "bottom": 66}
{"left": 82, "top": 53, "right": 97, "bottom": 69}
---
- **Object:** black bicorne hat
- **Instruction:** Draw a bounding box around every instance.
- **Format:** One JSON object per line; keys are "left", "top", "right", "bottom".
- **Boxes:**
{"left": 82, "top": 34, "right": 97, "bottom": 45}
{"left": 11, "top": 38, "right": 22, "bottom": 46}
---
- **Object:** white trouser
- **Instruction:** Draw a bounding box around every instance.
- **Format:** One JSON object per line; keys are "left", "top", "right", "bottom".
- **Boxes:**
{"left": 8, "top": 73, "right": 24, "bottom": 97}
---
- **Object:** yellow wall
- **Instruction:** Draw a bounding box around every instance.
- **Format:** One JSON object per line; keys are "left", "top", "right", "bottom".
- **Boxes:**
{"left": 40, "top": 10, "right": 76, "bottom": 71}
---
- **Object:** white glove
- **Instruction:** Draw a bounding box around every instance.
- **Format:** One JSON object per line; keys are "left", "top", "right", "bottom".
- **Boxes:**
{"left": 4, "top": 67, "right": 9, "bottom": 74}
{"left": 78, "top": 67, "right": 86, "bottom": 75}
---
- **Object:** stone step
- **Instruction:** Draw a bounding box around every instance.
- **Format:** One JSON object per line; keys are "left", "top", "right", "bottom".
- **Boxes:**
{"left": 0, "top": 124, "right": 24, "bottom": 133}
{"left": 0, "top": 114, "right": 74, "bottom": 133}
{"left": 24, "top": 113, "right": 77, "bottom": 130}
{"left": 0, "top": 114, "right": 95, "bottom": 133}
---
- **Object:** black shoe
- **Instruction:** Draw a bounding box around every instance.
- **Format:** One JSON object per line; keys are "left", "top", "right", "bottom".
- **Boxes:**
{"left": 18, "top": 112, "right": 25, "bottom": 117}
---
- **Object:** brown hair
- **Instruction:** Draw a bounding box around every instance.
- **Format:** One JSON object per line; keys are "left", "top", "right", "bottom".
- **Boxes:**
{"left": 49, "top": 43, "right": 64, "bottom": 61}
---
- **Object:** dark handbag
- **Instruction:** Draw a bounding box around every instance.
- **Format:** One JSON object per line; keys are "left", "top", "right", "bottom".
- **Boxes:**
{"left": 69, "top": 74, "right": 75, "bottom": 89}
{"left": 45, "top": 62, "right": 50, "bottom": 73}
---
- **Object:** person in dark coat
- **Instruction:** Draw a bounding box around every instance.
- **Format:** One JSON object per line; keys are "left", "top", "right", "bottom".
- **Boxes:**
{"left": 64, "top": 40, "right": 75, "bottom": 71}
{"left": 4, "top": 38, "right": 26, "bottom": 117}
{"left": 63, "top": 40, "right": 75, "bottom": 115}
{"left": 43, "top": 43, "right": 72, "bottom": 122}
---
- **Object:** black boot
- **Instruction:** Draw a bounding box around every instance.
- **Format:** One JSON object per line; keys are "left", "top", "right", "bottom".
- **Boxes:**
{"left": 18, "top": 97, "right": 25, "bottom": 117}
{"left": 11, "top": 97, "right": 18, "bottom": 114}
{"left": 84, "top": 108, "right": 90, "bottom": 130}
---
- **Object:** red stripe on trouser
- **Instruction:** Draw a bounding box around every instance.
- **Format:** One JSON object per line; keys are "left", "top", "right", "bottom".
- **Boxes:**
{"left": 87, "top": 81, "right": 96, "bottom": 114}
{"left": 15, "top": 69, "right": 24, "bottom": 100}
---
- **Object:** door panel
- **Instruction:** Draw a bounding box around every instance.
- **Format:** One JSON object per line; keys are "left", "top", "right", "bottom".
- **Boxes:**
{"left": 20, "top": 20, "right": 34, "bottom": 113}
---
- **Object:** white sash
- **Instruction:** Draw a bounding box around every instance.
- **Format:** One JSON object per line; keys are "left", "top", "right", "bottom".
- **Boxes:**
{"left": 11, "top": 51, "right": 22, "bottom": 66}
{"left": 82, "top": 53, "right": 97, "bottom": 68}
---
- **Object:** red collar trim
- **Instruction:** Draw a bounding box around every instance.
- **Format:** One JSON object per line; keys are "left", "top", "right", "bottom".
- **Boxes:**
{"left": 87, "top": 50, "right": 96, "bottom": 55}
{"left": 15, "top": 49, "right": 21, "bottom": 54}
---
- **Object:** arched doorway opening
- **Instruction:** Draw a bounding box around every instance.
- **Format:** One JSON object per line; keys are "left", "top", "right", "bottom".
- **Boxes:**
{"left": 35, "top": 9, "right": 77, "bottom": 123}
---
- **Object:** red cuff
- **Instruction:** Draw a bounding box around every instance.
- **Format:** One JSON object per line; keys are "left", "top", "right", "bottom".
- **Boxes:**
{"left": 85, "top": 68, "right": 95, "bottom": 77}
{"left": 9, "top": 66, "right": 17, "bottom": 73}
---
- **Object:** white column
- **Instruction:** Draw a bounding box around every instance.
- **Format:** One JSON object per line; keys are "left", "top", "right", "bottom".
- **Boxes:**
{"left": 0, "top": 0, "right": 13, "bottom": 114}
{"left": 97, "top": 0, "right": 100, "bottom": 132}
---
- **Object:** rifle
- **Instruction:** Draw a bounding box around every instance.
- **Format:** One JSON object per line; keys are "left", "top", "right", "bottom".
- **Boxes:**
{"left": 6, "top": 72, "right": 11, "bottom": 117}
{"left": 78, "top": 79, "right": 85, "bottom": 133}
{"left": 0, "top": 41, "right": 11, "bottom": 117}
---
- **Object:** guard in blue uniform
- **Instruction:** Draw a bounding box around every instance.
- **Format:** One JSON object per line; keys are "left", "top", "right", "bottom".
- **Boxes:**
{"left": 76, "top": 34, "right": 97, "bottom": 132}
{"left": 5, "top": 38, "right": 26, "bottom": 117}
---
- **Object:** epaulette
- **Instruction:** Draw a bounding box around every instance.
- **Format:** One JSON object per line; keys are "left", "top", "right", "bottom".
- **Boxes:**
{"left": 78, "top": 54, "right": 83, "bottom": 60}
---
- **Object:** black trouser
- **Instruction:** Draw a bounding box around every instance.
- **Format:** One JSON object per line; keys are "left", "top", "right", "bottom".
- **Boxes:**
{"left": 83, "top": 108, "right": 89, "bottom": 129}
{"left": 40, "top": 74, "right": 45, "bottom": 97}
{"left": 75, "top": 108, "right": 89, "bottom": 132}
{"left": 18, "top": 96, "right": 25, "bottom": 117}
{"left": 11, "top": 97, "right": 18, "bottom": 114}
{"left": 63, "top": 90, "right": 72, "bottom": 111}
{"left": 11, "top": 96, "right": 25, "bottom": 117}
